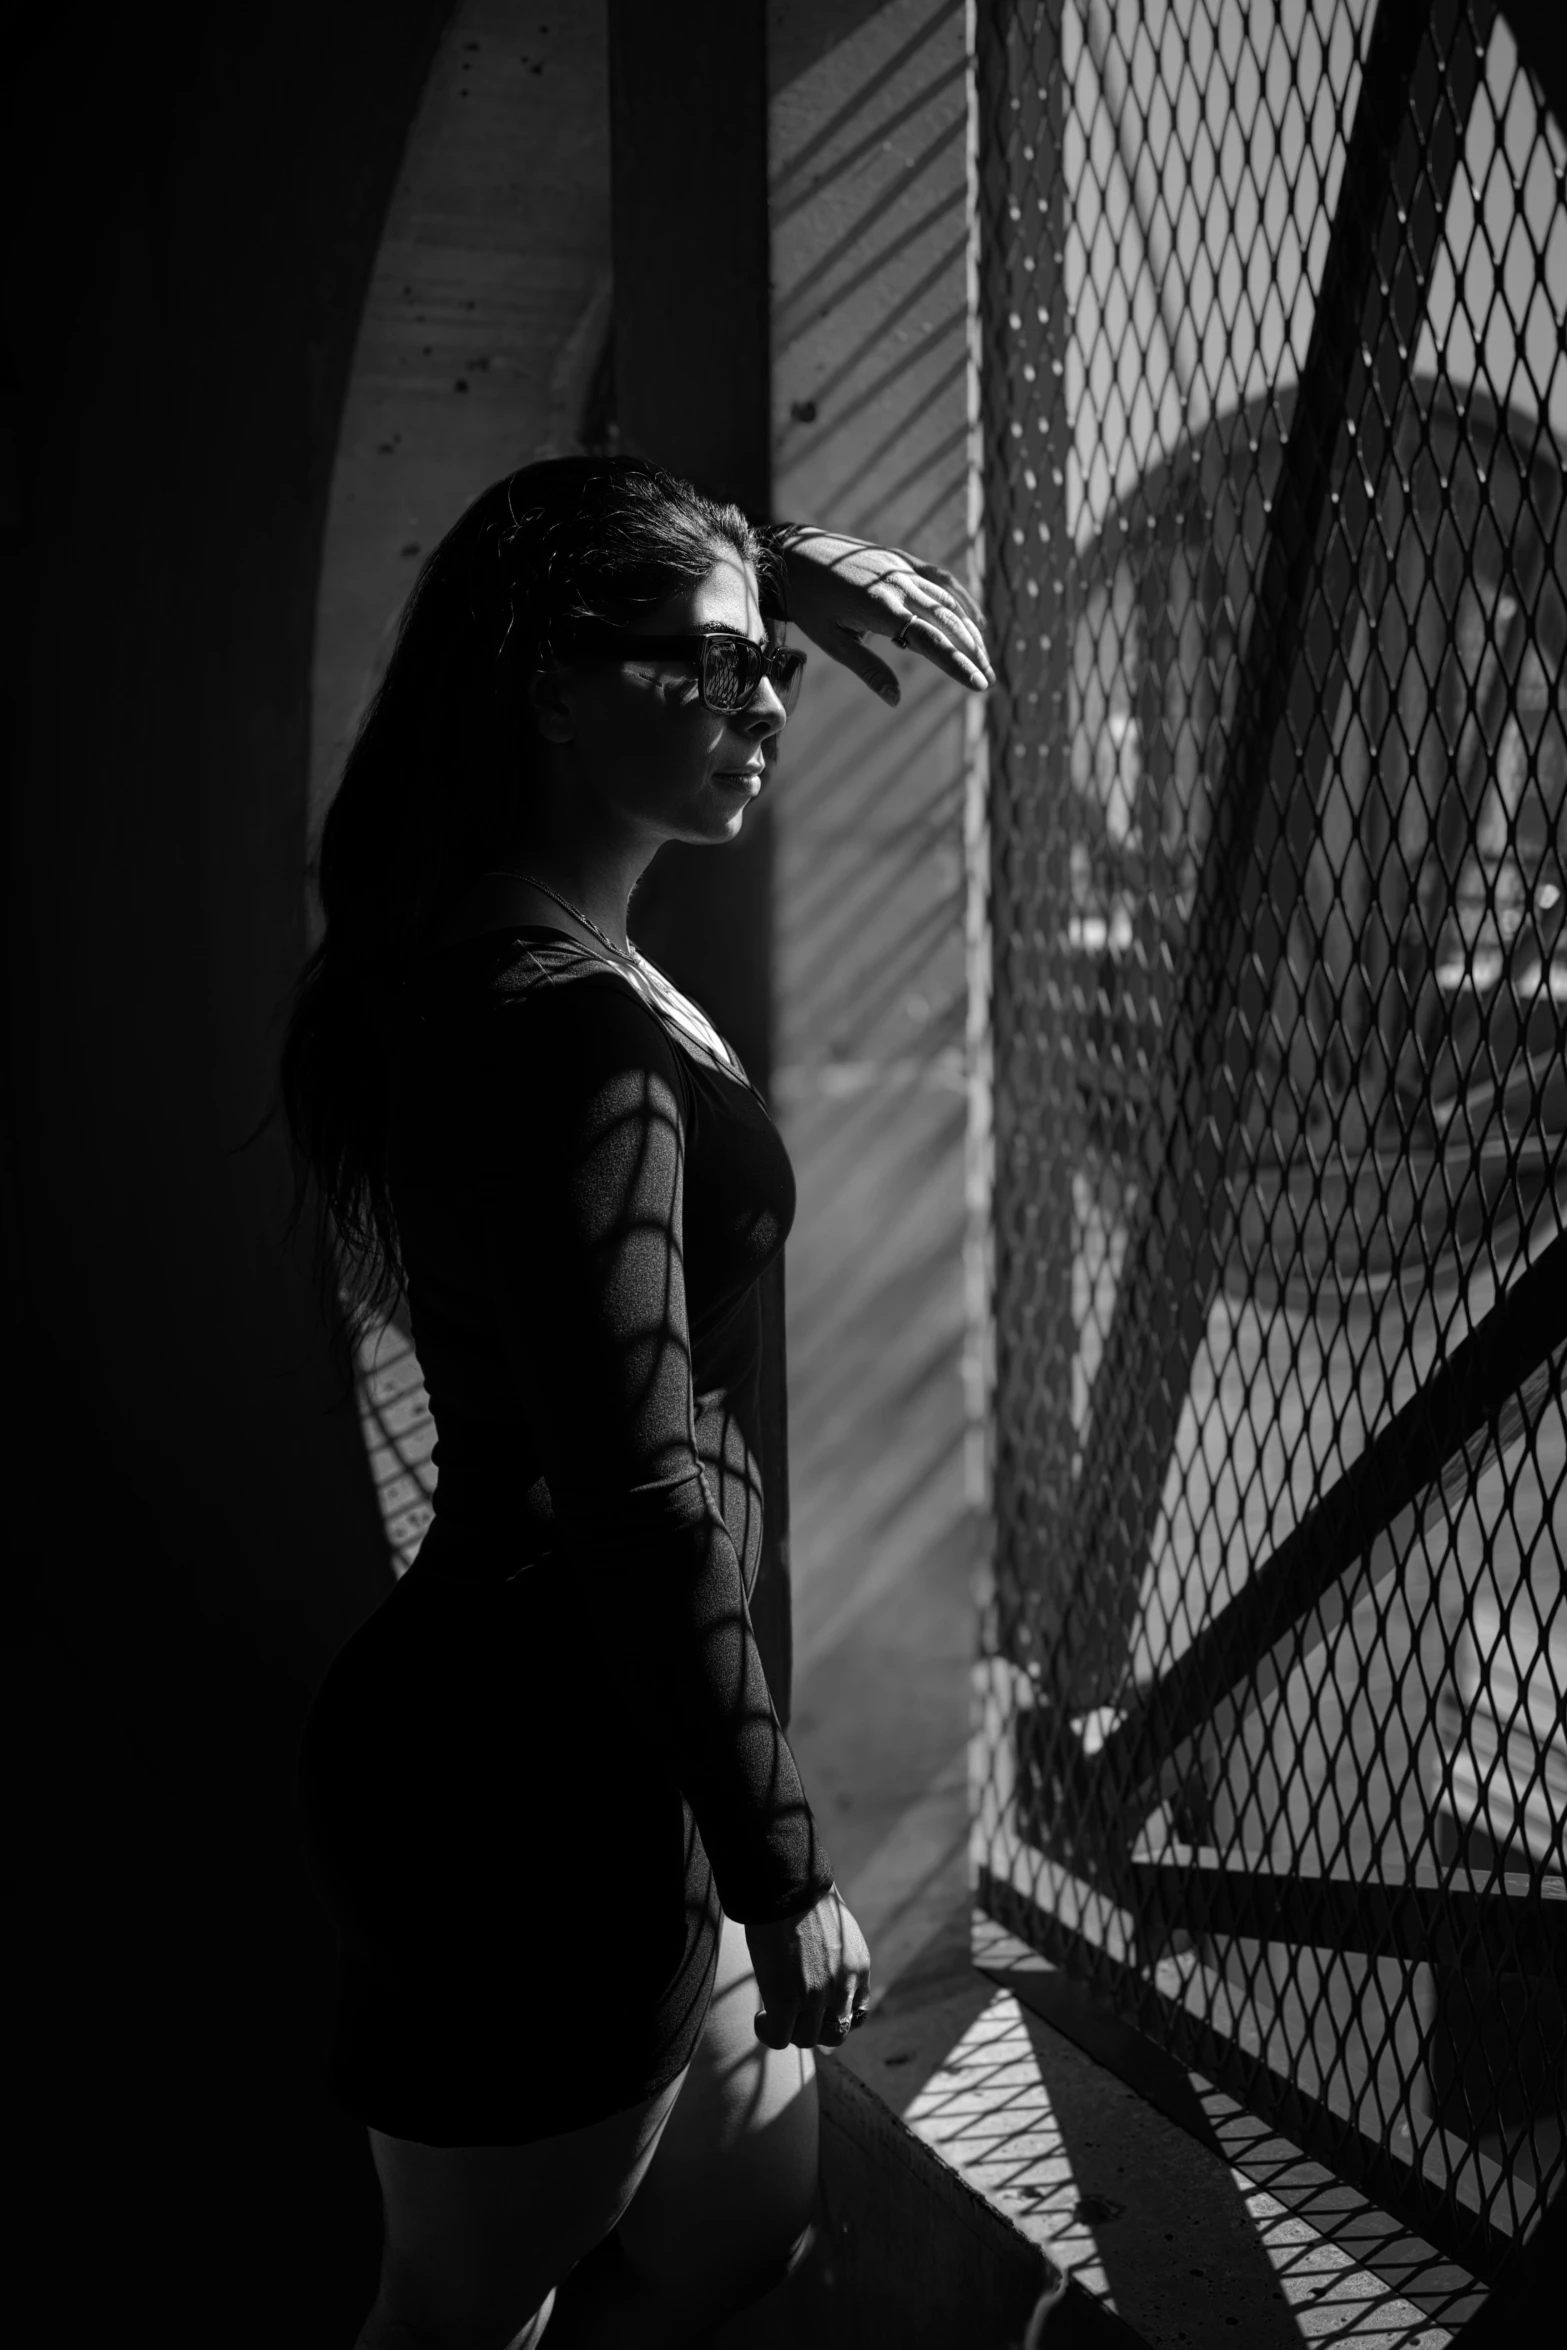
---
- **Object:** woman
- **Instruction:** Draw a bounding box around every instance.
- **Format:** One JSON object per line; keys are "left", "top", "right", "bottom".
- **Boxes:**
{"left": 282, "top": 455, "right": 991, "bottom": 2349}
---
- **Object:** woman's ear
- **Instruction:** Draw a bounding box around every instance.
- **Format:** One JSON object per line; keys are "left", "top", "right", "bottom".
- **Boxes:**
{"left": 525, "top": 664, "right": 575, "bottom": 745}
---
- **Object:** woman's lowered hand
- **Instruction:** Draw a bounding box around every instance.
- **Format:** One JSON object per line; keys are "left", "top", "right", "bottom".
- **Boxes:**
{"left": 773, "top": 524, "right": 994, "bottom": 705}
{"left": 747, "top": 1883, "right": 872, "bottom": 2053}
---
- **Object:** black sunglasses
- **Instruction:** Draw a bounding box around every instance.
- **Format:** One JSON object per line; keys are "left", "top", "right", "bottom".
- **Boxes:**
{"left": 560, "top": 627, "right": 807, "bottom": 715}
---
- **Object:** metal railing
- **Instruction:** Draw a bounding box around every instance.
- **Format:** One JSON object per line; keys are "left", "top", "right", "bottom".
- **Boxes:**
{"left": 970, "top": 0, "right": 1567, "bottom": 2295}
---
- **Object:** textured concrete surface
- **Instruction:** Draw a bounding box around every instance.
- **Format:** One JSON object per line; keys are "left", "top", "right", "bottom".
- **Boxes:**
{"left": 767, "top": 0, "right": 977, "bottom": 2007}
{"left": 725, "top": 1905, "right": 1486, "bottom": 2349}
{"left": 721, "top": 1921, "right": 1142, "bottom": 2349}
{"left": 310, "top": 0, "right": 612, "bottom": 854}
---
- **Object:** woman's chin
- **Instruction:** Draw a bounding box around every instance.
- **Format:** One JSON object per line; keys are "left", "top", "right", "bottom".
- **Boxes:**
{"left": 696, "top": 801, "right": 755, "bottom": 844}
{"left": 662, "top": 787, "right": 760, "bottom": 847}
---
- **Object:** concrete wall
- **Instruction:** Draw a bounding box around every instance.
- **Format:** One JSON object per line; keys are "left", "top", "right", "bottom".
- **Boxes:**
{"left": 311, "top": 1, "right": 612, "bottom": 869}
{"left": 767, "top": 0, "right": 977, "bottom": 1931}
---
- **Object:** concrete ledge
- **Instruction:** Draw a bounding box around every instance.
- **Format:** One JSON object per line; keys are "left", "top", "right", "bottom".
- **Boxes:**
{"left": 724, "top": 2044, "right": 1143, "bottom": 2348}
{"left": 722, "top": 1904, "right": 1490, "bottom": 2347}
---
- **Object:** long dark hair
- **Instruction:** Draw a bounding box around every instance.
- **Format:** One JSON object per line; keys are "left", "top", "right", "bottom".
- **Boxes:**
{"left": 272, "top": 453, "right": 771, "bottom": 1398}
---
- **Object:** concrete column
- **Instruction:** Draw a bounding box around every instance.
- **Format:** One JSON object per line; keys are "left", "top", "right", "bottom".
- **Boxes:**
{"left": 767, "top": 0, "right": 976, "bottom": 1893}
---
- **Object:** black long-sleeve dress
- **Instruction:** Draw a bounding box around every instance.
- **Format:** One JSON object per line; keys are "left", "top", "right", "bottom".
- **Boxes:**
{"left": 295, "top": 926, "right": 835, "bottom": 2147}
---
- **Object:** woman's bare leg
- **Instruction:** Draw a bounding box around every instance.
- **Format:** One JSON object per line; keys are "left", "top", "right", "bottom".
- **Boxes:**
{"left": 548, "top": 1912, "right": 820, "bottom": 2347}
{"left": 356, "top": 2072, "right": 686, "bottom": 2350}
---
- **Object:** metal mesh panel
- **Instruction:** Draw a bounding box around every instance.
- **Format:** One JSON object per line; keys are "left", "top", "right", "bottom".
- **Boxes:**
{"left": 971, "top": 0, "right": 1567, "bottom": 2288}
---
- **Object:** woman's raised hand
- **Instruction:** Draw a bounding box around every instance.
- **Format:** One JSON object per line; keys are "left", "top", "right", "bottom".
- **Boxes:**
{"left": 773, "top": 525, "right": 995, "bottom": 705}
{"left": 746, "top": 1884, "right": 872, "bottom": 2053}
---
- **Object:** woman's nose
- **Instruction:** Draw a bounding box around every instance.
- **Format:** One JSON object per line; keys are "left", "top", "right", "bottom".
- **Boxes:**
{"left": 740, "top": 679, "right": 787, "bottom": 737}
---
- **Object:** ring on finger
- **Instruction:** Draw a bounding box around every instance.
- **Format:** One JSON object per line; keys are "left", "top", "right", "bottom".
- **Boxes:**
{"left": 915, "top": 578, "right": 986, "bottom": 641}
{"left": 892, "top": 613, "right": 917, "bottom": 649}
{"left": 901, "top": 593, "right": 984, "bottom": 663}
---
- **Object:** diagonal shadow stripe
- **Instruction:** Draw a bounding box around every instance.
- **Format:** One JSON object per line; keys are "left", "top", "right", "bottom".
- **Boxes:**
{"left": 776, "top": 186, "right": 964, "bottom": 344}
{"left": 779, "top": 671, "right": 955, "bottom": 820}
{"left": 837, "top": 420, "right": 968, "bottom": 544}
{"left": 773, "top": 115, "right": 966, "bottom": 326}
{"left": 783, "top": 350, "right": 969, "bottom": 519}
{"left": 786, "top": 882, "right": 962, "bottom": 1026}
{"left": 772, "top": 53, "right": 968, "bottom": 230}
{"left": 770, "top": 0, "right": 959, "bottom": 199}
{"left": 778, "top": 244, "right": 966, "bottom": 423}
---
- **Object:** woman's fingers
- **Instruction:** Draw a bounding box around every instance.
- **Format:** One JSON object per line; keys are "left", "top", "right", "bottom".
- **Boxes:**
{"left": 878, "top": 542, "right": 986, "bottom": 634}
{"left": 755, "top": 1998, "right": 834, "bottom": 2051}
{"left": 746, "top": 1886, "right": 872, "bottom": 2054}
{"left": 813, "top": 1969, "right": 873, "bottom": 2054}
{"left": 778, "top": 524, "right": 995, "bottom": 699}
{"left": 891, "top": 609, "right": 991, "bottom": 693}
{"left": 752, "top": 1992, "right": 868, "bottom": 2055}
{"left": 816, "top": 1911, "right": 872, "bottom": 2055}
{"left": 881, "top": 546, "right": 991, "bottom": 658}
{"left": 904, "top": 555, "right": 988, "bottom": 639}
{"left": 896, "top": 576, "right": 994, "bottom": 681}
{"left": 827, "top": 625, "right": 903, "bottom": 707}
{"left": 865, "top": 567, "right": 993, "bottom": 689}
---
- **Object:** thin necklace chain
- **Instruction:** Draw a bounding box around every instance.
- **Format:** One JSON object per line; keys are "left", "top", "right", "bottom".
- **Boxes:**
{"left": 491, "top": 869, "right": 636, "bottom": 964}
{"left": 488, "top": 868, "right": 760, "bottom": 1100}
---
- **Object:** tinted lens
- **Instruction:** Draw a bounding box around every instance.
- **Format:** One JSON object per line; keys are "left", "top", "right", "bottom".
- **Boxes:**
{"left": 699, "top": 636, "right": 758, "bottom": 712}
{"left": 768, "top": 647, "right": 807, "bottom": 713}
{"left": 696, "top": 636, "right": 804, "bottom": 713}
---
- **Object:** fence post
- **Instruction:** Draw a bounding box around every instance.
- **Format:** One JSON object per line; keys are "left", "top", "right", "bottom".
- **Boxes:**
{"left": 973, "top": 0, "right": 1078, "bottom": 1705}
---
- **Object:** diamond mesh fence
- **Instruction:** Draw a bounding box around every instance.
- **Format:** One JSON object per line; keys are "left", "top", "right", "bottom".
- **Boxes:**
{"left": 970, "top": 0, "right": 1567, "bottom": 2288}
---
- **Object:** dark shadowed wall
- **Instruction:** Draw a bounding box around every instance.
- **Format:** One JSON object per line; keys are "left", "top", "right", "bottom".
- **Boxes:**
{"left": 1, "top": 4, "right": 804, "bottom": 2332}
{"left": 2, "top": 5, "right": 453, "bottom": 2337}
